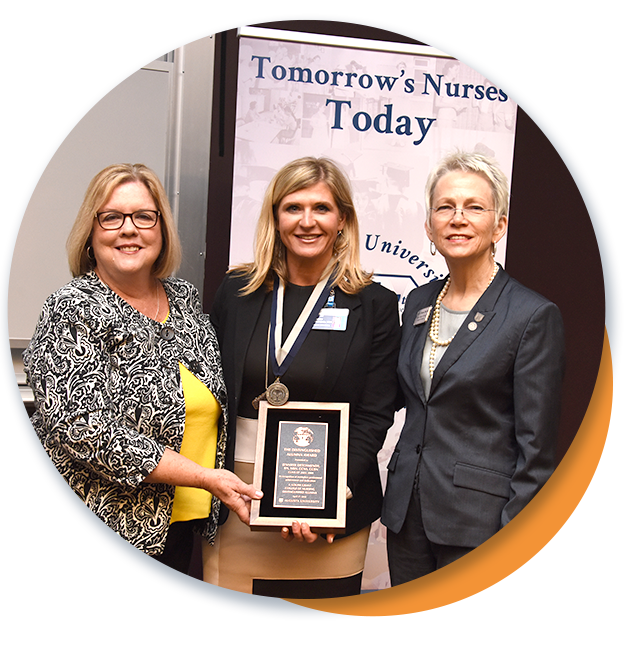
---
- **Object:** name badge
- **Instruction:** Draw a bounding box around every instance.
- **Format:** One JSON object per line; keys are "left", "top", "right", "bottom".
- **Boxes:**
{"left": 413, "top": 306, "right": 432, "bottom": 326}
{"left": 312, "top": 307, "right": 349, "bottom": 331}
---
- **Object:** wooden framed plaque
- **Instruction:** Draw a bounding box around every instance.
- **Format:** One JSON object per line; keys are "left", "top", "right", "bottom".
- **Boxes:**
{"left": 249, "top": 401, "right": 349, "bottom": 534}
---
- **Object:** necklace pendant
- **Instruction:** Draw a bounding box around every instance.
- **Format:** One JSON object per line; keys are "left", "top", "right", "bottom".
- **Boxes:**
{"left": 252, "top": 391, "right": 266, "bottom": 410}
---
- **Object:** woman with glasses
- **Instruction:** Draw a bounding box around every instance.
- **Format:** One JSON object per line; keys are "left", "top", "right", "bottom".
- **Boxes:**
{"left": 381, "top": 151, "right": 565, "bottom": 584}
{"left": 24, "top": 163, "right": 261, "bottom": 573}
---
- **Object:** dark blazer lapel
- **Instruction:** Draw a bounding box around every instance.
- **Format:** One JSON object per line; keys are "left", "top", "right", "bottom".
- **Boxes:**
{"left": 233, "top": 286, "right": 268, "bottom": 402}
{"left": 429, "top": 268, "right": 509, "bottom": 395}
{"left": 315, "top": 290, "right": 361, "bottom": 401}
{"left": 407, "top": 281, "right": 444, "bottom": 404}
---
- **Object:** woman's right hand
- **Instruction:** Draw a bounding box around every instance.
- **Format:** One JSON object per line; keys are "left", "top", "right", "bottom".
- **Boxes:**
{"left": 280, "top": 521, "right": 335, "bottom": 544}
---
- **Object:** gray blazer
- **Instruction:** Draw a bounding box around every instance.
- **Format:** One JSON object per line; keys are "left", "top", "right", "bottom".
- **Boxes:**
{"left": 381, "top": 267, "right": 565, "bottom": 548}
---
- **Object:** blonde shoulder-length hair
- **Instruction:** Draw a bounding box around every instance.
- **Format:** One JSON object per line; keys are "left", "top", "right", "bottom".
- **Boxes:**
{"left": 234, "top": 157, "right": 371, "bottom": 295}
{"left": 66, "top": 163, "right": 182, "bottom": 278}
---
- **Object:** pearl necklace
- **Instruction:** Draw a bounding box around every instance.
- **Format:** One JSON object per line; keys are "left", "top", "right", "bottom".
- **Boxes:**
{"left": 428, "top": 262, "right": 498, "bottom": 379}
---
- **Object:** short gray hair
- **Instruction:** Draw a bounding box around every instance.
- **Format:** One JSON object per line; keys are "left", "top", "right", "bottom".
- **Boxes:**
{"left": 425, "top": 151, "right": 509, "bottom": 227}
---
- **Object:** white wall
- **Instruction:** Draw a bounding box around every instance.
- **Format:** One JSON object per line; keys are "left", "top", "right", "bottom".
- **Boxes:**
{"left": 9, "top": 37, "right": 215, "bottom": 348}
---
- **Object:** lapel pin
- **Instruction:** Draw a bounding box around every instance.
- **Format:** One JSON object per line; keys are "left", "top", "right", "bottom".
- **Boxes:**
{"left": 474, "top": 312, "right": 485, "bottom": 322}
{"left": 468, "top": 322, "right": 478, "bottom": 331}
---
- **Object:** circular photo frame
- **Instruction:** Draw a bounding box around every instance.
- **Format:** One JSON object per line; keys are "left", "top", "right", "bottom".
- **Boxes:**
{"left": 0, "top": 14, "right": 623, "bottom": 620}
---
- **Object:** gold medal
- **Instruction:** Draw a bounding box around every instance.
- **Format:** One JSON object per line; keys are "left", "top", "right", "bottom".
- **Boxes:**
{"left": 252, "top": 378, "right": 290, "bottom": 409}
{"left": 254, "top": 270, "right": 333, "bottom": 411}
{"left": 266, "top": 378, "right": 289, "bottom": 406}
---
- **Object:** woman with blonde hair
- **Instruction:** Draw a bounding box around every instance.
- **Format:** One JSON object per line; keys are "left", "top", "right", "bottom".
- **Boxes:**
{"left": 25, "top": 163, "right": 261, "bottom": 574}
{"left": 206, "top": 157, "right": 401, "bottom": 598}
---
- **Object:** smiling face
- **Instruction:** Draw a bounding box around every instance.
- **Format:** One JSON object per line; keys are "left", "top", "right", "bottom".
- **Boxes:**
{"left": 276, "top": 181, "right": 346, "bottom": 284}
{"left": 426, "top": 171, "right": 507, "bottom": 267}
{"left": 91, "top": 181, "right": 163, "bottom": 288}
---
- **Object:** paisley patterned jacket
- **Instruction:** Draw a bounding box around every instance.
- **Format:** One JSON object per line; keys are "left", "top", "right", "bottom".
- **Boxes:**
{"left": 24, "top": 271, "right": 228, "bottom": 556}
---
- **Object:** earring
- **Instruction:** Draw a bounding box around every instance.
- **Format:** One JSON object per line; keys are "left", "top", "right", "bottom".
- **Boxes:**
{"left": 430, "top": 241, "right": 436, "bottom": 256}
{"left": 86, "top": 246, "right": 95, "bottom": 262}
{"left": 492, "top": 241, "right": 497, "bottom": 257}
{"left": 334, "top": 230, "right": 345, "bottom": 255}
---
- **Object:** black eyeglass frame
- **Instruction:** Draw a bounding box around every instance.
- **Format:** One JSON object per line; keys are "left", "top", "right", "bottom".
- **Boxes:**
{"left": 95, "top": 210, "right": 161, "bottom": 230}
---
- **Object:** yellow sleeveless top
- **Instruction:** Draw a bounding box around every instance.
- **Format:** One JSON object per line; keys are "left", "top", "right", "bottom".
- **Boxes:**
{"left": 170, "top": 363, "right": 220, "bottom": 523}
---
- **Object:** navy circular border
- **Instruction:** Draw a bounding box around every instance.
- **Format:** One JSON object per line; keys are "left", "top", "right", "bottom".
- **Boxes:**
{"left": 0, "top": 14, "right": 624, "bottom": 621}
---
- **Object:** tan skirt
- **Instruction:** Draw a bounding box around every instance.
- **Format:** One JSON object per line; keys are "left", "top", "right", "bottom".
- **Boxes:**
{"left": 202, "top": 459, "right": 370, "bottom": 597}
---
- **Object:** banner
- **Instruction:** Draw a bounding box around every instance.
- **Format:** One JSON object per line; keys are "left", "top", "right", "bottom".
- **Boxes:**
{"left": 230, "top": 27, "right": 517, "bottom": 313}
{"left": 229, "top": 27, "right": 518, "bottom": 590}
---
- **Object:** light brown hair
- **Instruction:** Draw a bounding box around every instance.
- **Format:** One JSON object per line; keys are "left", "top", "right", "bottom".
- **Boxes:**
{"left": 66, "top": 163, "right": 181, "bottom": 278}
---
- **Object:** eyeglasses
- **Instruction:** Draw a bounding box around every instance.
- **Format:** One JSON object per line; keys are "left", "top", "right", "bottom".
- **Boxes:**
{"left": 95, "top": 210, "right": 160, "bottom": 230}
{"left": 430, "top": 206, "right": 496, "bottom": 218}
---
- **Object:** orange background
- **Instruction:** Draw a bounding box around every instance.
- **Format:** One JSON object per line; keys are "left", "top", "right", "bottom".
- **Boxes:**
{"left": 0, "top": 14, "right": 623, "bottom": 620}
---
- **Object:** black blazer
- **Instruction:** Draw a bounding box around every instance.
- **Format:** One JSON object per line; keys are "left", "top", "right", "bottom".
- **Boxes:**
{"left": 211, "top": 272, "right": 401, "bottom": 536}
{"left": 381, "top": 267, "right": 565, "bottom": 548}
